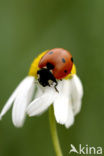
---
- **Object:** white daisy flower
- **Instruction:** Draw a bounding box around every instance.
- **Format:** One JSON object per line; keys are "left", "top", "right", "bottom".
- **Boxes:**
{"left": 0, "top": 48, "right": 83, "bottom": 128}
{"left": 27, "top": 74, "right": 83, "bottom": 128}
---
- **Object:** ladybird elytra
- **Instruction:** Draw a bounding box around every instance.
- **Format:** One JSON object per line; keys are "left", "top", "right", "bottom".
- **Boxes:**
{"left": 38, "top": 48, "right": 73, "bottom": 79}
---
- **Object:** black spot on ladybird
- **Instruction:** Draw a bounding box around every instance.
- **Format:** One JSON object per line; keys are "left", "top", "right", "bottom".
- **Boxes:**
{"left": 49, "top": 51, "right": 53, "bottom": 55}
{"left": 64, "top": 70, "right": 67, "bottom": 73}
{"left": 62, "top": 58, "right": 65, "bottom": 63}
{"left": 71, "top": 57, "right": 74, "bottom": 62}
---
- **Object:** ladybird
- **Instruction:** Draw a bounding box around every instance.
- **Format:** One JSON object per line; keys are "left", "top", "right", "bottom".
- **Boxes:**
{"left": 36, "top": 48, "right": 74, "bottom": 91}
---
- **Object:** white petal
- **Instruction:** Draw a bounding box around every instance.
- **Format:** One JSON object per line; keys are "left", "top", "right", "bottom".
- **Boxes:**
{"left": 12, "top": 76, "right": 35, "bottom": 127}
{"left": 54, "top": 80, "right": 74, "bottom": 127}
{"left": 70, "top": 75, "right": 83, "bottom": 115}
{"left": 54, "top": 96, "right": 70, "bottom": 124}
{"left": 0, "top": 77, "right": 31, "bottom": 120}
{"left": 27, "top": 87, "right": 58, "bottom": 116}
{"left": 65, "top": 99, "right": 74, "bottom": 128}
{"left": 35, "top": 86, "right": 43, "bottom": 98}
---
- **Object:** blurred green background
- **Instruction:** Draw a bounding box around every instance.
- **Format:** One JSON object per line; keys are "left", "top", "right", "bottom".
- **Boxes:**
{"left": 0, "top": 0, "right": 104, "bottom": 156}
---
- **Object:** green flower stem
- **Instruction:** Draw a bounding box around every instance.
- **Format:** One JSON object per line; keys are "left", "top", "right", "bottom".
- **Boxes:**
{"left": 49, "top": 105, "right": 63, "bottom": 156}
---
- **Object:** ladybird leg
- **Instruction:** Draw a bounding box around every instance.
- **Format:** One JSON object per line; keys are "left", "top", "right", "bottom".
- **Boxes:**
{"left": 54, "top": 82, "right": 59, "bottom": 93}
{"left": 54, "top": 86, "right": 59, "bottom": 93}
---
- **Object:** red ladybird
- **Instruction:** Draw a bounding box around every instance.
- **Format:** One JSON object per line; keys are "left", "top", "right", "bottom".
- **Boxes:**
{"left": 39, "top": 48, "right": 73, "bottom": 79}
{"left": 37, "top": 48, "right": 73, "bottom": 91}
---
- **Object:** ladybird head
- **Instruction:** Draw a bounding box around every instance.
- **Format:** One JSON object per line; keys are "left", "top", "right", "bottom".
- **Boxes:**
{"left": 37, "top": 67, "right": 57, "bottom": 89}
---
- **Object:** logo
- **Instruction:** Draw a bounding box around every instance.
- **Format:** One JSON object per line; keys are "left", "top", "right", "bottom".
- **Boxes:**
{"left": 69, "top": 144, "right": 103, "bottom": 155}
